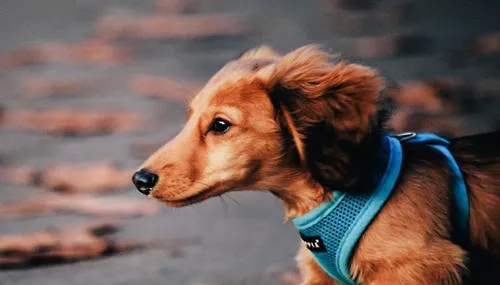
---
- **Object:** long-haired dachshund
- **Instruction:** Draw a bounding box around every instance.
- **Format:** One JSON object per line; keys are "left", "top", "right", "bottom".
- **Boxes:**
{"left": 132, "top": 45, "right": 500, "bottom": 285}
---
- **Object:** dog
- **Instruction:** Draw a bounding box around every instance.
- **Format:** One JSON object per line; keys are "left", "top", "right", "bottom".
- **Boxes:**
{"left": 132, "top": 45, "right": 500, "bottom": 285}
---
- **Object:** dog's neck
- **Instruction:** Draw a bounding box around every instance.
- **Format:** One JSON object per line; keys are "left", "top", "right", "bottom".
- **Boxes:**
{"left": 266, "top": 171, "right": 333, "bottom": 221}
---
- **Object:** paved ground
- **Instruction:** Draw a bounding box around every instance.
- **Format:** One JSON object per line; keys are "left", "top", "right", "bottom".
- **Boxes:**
{"left": 0, "top": 0, "right": 499, "bottom": 284}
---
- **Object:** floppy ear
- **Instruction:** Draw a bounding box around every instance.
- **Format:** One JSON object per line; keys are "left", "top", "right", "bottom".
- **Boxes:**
{"left": 261, "top": 45, "right": 384, "bottom": 190}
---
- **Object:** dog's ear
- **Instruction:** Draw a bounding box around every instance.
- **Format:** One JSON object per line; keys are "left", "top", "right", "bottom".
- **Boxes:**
{"left": 260, "top": 45, "right": 384, "bottom": 189}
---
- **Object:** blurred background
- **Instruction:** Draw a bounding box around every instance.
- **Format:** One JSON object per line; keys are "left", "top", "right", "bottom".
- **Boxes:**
{"left": 0, "top": 0, "right": 499, "bottom": 284}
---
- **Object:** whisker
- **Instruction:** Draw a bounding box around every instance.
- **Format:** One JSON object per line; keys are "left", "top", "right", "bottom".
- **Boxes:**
{"left": 225, "top": 193, "right": 243, "bottom": 207}
{"left": 162, "top": 205, "right": 180, "bottom": 218}
{"left": 219, "top": 196, "right": 228, "bottom": 218}
{"left": 190, "top": 205, "right": 200, "bottom": 216}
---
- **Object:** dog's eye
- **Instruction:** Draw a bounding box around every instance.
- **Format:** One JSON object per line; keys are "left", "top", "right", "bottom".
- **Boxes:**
{"left": 208, "top": 118, "right": 232, "bottom": 135}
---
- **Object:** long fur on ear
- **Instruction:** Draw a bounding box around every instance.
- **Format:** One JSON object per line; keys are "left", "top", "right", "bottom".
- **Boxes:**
{"left": 237, "top": 45, "right": 281, "bottom": 61}
{"left": 280, "top": 104, "right": 307, "bottom": 167}
{"left": 266, "top": 45, "right": 385, "bottom": 190}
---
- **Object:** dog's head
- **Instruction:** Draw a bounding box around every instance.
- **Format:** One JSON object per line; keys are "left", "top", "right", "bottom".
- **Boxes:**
{"left": 132, "top": 45, "right": 383, "bottom": 214}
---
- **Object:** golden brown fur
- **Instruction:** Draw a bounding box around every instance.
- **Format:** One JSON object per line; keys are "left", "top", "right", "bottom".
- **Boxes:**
{"left": 137, "top": 45, "right": 500, "bottom": 284}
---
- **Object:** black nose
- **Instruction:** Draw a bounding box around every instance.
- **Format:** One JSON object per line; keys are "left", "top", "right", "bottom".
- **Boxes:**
{"left": 132, "top": 169, "right": 158, "bottom": 195}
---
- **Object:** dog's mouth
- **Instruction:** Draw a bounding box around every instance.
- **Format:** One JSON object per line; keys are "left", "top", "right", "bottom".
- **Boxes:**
{"left": 153, "top": 184, "right": 223, "bottom": 207}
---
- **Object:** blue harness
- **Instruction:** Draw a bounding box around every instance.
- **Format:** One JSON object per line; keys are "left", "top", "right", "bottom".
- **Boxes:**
{"left": 291, "top": 132, "right": 470, "bottom": 285}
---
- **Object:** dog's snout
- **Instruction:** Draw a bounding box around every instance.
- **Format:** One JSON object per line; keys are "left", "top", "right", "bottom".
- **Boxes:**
{"left": 132, "top": 169, "right": 158, "bottom": 195}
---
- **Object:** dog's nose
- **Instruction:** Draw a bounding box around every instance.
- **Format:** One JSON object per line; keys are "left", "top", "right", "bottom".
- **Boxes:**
{"left": 132, "top": 169, "right": 158, "bottom": 195}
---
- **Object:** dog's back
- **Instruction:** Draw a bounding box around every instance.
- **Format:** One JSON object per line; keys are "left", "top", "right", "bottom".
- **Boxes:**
{"left": 450, "top": 131, "right": 500, "bottom": 257}
{"left": 447, "top": 131, "right": 500, "bottom": 283}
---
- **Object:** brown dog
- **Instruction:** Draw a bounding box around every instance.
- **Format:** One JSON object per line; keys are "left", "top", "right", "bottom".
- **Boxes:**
{"left": 132, "top": 45, "right": 500, "bottom": 285}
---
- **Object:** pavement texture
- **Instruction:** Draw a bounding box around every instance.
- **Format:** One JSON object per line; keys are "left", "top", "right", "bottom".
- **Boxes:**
{"left": 0, "top": 0, "right": 499, "bottom": 284}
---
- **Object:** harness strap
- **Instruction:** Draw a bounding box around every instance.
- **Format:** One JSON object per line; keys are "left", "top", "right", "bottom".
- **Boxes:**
{"left": 397, "top": 132, "right": 470, "bottom": 244}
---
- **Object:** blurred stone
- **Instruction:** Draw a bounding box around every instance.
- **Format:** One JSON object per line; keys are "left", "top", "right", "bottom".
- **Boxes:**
{"left": 0, "top": 49, "right": 42, "bottom": 69}
{"left": 19, "top": 76, "right": 124, "bottom": 98}
{"left": 387, "top": 79, "right": 482, "bottom": 114}
{"left": 344, "top": 35, "right": 397, "bottom": 58}
{"left": 426, "top": 80, "right": 478, "bottom": 113}
{"left": 387, "top": 81, "right": 448, "bottom": 112}
{"left": 0, "top": 39, "right": 129, "bottom": 68}
{"left": 0, "top": 221, "right": 201, "bottom": 269}
{"left": 475, "top": 33, "right": 500, "bottom": 55}
{"left": 155, "top": 0, "right": 201, "bottom": 13}
{"left": 324, "top": 0, "right": 375, "bottom": 11}
{"left": 65, "top": 39, "right": 130, "bottom": 64}
{"left": 42, "top": 162, "right": 132, "bottom": 193}
{"left": 0, "top": 165, "right": 36, "bottom": 185}
{"left": 131, "top": 75, "right": 201, "bottom": 102}
{"left": 0, "top": 162, "right": 133, "bottom": 193}
{"left": 0, "top": 108, "right": 148, "bottom": 135}
{"left": 0, "top": 222, "right": 123, "bottom": 268}
{"left": 96, "top": 14, "right": 251, "bottom": 39}
{"left": 21, "top": 78, "right": 90, "bottom": 97}
{"left": 0, "top": 193, "right": 159, "bottom": 219}
{"left": 342, "top": 34, "right": 430, "bottom": 59}
{"left": 396, "top": 34, "right": 432, "bottom": 55}
{"left": 475, "top": 78, "right": 500, "bottom": 94}
{"left": 387, "top": 108, "right": 464, "bottom": 138}
{"left": 330, "top": 3, "right": 417, "bottom": 34}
